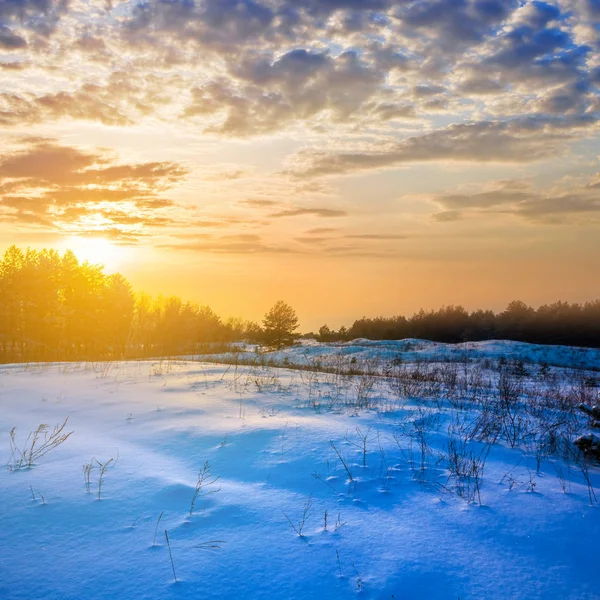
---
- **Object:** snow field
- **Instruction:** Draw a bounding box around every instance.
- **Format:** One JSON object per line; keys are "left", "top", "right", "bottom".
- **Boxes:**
{"left": 0, "top": 345, "right": 599, "bottom": 600}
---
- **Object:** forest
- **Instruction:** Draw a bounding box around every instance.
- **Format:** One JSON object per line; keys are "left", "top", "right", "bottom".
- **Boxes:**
{"left": 319, "top": 301, "right": 600, "bottom": 348}
{"left": 0, "top": 246, "right": 261, "bottom": 362}
{"left": 1, "top": 245, "right": 599, "bottom": 363}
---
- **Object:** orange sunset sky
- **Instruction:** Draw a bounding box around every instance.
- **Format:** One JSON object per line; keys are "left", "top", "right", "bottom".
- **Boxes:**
{"left": 1, "top": 0, "right": 600, "bottom": 329}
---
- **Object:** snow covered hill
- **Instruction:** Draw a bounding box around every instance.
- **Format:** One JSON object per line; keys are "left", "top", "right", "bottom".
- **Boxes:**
{"left": 200, "top": 337, "right": 600, "bottom": 372}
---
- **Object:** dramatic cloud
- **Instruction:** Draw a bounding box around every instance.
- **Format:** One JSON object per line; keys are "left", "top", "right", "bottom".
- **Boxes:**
{"left": 2, "top": 0, "right": 598, "bottom": 142}
{"left": 0, "top": 140, "right": 186, "bottom": 188}
{"left": 2, "top": 0, "right": 600, "bottom": 266}
{"left": 182, "top": 48, "right": 388, "bottom": 135}
{"left": 0, "top": 139, "right": 188, "bottom": 237}
{"left": 0, "top": 24, "right": 27, "bottom": 49}
{"left": 0, "top": 0, "right": 69, "bottom": 48}
{"left": 0, "top": 72, "right": 179, "bottom": 128}
{"left": 287, "top": 116, "right": 597, "bottom": 177}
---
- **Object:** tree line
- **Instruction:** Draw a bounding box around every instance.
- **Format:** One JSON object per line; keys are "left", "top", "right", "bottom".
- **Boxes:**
{"left": 315, "top": 301, "right": 600, "bottom": 348}
{"left": 0, "top": 246, "right": 270, "bottom": 362}
{"left": 1, "top": 245, "right": 599, "bottom": 363}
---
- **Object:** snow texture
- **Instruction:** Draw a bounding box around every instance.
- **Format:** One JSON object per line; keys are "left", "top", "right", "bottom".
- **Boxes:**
{"left": 1, "top": 340, "right": 599, "bottom": 599}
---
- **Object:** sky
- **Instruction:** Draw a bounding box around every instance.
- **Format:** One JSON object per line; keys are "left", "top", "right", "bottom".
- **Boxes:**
{"left": 1, "top": 0, "right": 600, "bottom": 330}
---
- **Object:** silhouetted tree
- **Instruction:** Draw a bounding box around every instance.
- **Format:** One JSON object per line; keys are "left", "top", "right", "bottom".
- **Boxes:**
{"left": 262, "top": 301, "right": 299, "bottom": 348}
{"left": 102, "top": 274, "right": 135, "bottom": 356}
{"left": 318, "top": 324, "right": 333, "bottom": 342}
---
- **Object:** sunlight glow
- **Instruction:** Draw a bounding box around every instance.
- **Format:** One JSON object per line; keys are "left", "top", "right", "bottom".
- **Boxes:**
{"left": 61, "top": 236, "right": 125, "bottom": 272}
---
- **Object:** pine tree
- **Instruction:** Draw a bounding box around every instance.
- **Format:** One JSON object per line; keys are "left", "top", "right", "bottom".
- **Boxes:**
{"left": 262, "top": 301, "right": 299, "bottom": 348}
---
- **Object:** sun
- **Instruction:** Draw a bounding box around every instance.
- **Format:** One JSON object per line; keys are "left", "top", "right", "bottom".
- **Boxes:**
{"left": 61, "top": 236, "right": 125, "bottom": 272}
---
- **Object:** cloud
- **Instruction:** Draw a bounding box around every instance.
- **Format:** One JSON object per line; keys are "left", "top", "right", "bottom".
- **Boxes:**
{"left": 0, "top": 0, "right": 596, "bottom": 157}
{"left": 395, "top": 0, "right": 517, "bottom": 47}
{"left": 270, "top": 207, "right": 348, "bottom": 218}
{"left": 125, "top": 0, "right": 277, "bottom": 51}
{"left": 162, "top": 229, "right": 404, "bottom": 256}
{"left": 304, "top": 227, "right": 338, "bottom": 234}
{"left": 77, "top": 227, "right": 147, "bottom": 245}
{"left": 186, "top": 219, "right": 237, "bottom": 229}
{"left": 286, "top": 116, "right": 597, "bottom": 177}
{"left": 58, "top": 207, "right": 176, "bottom": 228}
{"left": 239, "top": 198, "right": 279, "bottom": 208}
{"left": 1, "top": 0, "right": 599, "bottom": 259}
{"left": 160, "top": 233, "right": 299, "bottom": 254}
{"left": 183, "top": 49, "right": 387, "bottom": 135}
{"left": 203, "top": 168, "right": 252, "bottom": 181}
{"left": 123, "top": 0, "right": 516, "bottom": 58}
{"left": 294, "top": 236, "right": 336, "bottom": 245}
{"left": 0, "top": 138, "right": 188, "bottom": 238}
{"left": 427, "top": 176, "right": 600, "bottom": 223}
{"left": 432, "top": 210, "right": 462, "bottom": 222}
{"left": 0, "top": 141, "right": 96, "bottom": 184}
{"left": 167, "top": 0, "right": 596, "bottom": 136}
{"left": 0, "top": 0, "right": 69, "bottom": 47}
{"left": 124, "top": 0, "right": 402, "bottom": 53}
{"left": 0, "top": 72, "right": 179, "bottom": 128}
{"left": 457, "top": 74, "right": 506, "bottom": 95}
{"left": 413, "top": 84, "right": 446, "bottom": 97}
{"left": 345, "top": 233, "right": 408, "bottom": 240}
{"left": 134, "top": 197, "right": 176, "bottom": 209}
{"left": 0, "top": 25, "right": 26, "bottom": 48}
{"left": 485, "top": 27, "right": 573, "bottom": 71}
{"left": 0, "top": 60, "right": 29, "bottom": 70}
{"left": 295, "top": 232, "right": 408, "bottom": 245}
{"left": 323, "top": 245, "right": 397, "bottom": 258}
{"left": 0, "top": 139, "right": 186, "bottom": 187}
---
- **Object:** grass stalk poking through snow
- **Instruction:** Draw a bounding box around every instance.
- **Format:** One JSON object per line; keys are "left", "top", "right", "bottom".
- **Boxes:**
{"left": 7, "top": 418, "right": 73, "bottom": 470}
{"left": 95, "top": 454, "right": 118, "bottom": 500}
{"left": 580, "top": 459, "right": 598, "bottom": 505}
{"left": 190, "top": 461, "right": 221, "bottom": 515}
{"left": 282, "top": 494, "right": 313, "bottom": 539}
{"left": 29, "top": 486, "right": 45, "bottom": 504}
{"left": 347, "top": 427, "right": 372, "bottom": 467}
{"left": 82, "top": 460, "right": 94, "bottom": 493}
{"left": 196, "top": 540, "right": 226, "bottom": 550}
{"left": 330, "top": 441, "right": 353, "bottom": 481}
{"left": 153, "top": 511, "right": 164, "bottom": 546}
{"left": 165, "top": 530, "right": 177, "bottom": 583}
{"left": 353, "top": 563, "right": 364, "bottom": 592}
